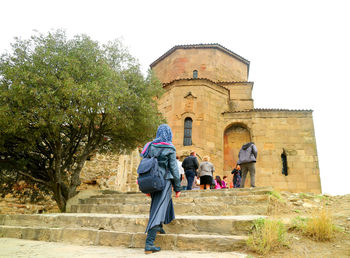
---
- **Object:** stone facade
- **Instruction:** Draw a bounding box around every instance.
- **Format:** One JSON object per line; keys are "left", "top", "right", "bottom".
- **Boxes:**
{"left": 152, "top": 44, "right": 321, "bottom": 194}
{"left": 151, "top": 45, "right": 249, "bottom": 83}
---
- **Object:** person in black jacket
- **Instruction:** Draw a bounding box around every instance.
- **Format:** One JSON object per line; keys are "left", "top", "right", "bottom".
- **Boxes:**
{"left": 182, "top": 151, "right": 199, "bottom": 190}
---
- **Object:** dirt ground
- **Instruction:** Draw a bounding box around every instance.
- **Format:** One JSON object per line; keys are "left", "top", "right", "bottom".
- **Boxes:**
{"left": 245, "top": 193, "right": 350, "bottom": 257}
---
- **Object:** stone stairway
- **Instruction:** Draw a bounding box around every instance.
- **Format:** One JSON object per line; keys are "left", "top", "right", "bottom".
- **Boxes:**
{"left": 0, "top": 187, "right": 272, "bottom": 252}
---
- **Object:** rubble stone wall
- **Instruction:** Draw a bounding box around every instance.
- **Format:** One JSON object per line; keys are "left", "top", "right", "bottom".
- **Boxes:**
{"left": 79, "top": 149, "right": 140, "bottom": 192}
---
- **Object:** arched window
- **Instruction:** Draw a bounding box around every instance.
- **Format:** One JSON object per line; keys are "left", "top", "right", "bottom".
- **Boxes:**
{"left": 281, "top": 150, "right": 288, "bottom": 176}
{"left": 193, "top": 70, "right": 198, "bottom": 78}
{"left": 184, "top": 117, "right": 192, "bottom": 146}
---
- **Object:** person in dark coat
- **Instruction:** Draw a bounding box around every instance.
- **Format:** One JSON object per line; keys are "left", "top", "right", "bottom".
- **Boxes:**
{"left": 140, "top": 124, "right": 181, "bottom": 254}
{"left": 231, "top": 165, "right": 242, "bottom": 188}
{"left": 237, "top": 142, "right": 258, "bottom": 188}
{"left": 181, "top": 151, "right": 199, "bottom": 190}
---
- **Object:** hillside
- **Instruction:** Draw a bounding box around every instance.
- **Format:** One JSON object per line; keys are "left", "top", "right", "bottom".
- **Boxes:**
{"left": 252, "top": 192, "right": 350, "bottom": 257}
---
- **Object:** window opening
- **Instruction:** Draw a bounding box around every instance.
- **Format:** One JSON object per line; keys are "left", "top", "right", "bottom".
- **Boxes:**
{"left": 193, "top": 70, "right": 198, "bottom": 78}
{"left": 184, "top": 117, "right": 192, "bottom": 146}
{"left": 281, "top": 150, "right": 288, "bottom": 176}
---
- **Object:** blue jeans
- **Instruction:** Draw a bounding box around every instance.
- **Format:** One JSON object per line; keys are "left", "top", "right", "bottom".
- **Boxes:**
{"left": 185, "top": 170, "right": 196, "bottom": 190}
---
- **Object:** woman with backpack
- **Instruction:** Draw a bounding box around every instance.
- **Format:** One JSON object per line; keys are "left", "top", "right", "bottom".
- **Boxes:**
{"left": 140, "top": 124, "right": 182, "bottom": 254}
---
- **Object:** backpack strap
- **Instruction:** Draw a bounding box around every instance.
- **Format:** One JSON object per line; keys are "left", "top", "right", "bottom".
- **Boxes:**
{"left": 146, "top": 144, "right": 163, "bottom": 158}
{"left": 147, "top": 145, "right": 168, "bottom": 172}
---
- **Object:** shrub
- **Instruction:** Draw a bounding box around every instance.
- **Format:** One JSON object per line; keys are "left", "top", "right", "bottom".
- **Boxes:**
{"left": 298, "top": 193, "right": 309, "bottom": 199}
{"left": 247, "top": 218, "right": 289, "bottom": 255}
{"left": 292, "top": 208, "right": 336, "bottom": 241}
{"left": 268, "top": 190, "right": 284, "bottom": 200}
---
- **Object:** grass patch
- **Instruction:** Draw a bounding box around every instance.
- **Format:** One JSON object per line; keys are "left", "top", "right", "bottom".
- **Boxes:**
{"left": 291, "top": 216, "right": 308, "bottom": 227}
{"left": 291, "top": 208, "right": 336, "bottom": 241}
{"left": 298, "top": 192, "right": 312, "bottom": 199}
{"left": 267, "top": 190, "right": 287, "bottom": 215}
{"left": 314, "top": 194, "right": 329, "bottom": 201}
{"left": 247, "top": 218, "right": 289, "bottom": 255}
{"left": 268, "top": 190, "right": 284, "bottom": 200}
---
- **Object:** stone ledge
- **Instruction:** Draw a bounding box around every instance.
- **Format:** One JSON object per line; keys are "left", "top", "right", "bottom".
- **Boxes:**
{"left": 0, "top": 213, "right": 266, "bottom": 236}
{"left": 0, "top": 225, "right": 248, "bottom": 252}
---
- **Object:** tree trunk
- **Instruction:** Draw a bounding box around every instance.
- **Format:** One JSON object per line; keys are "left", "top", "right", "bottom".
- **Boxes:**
{"left": 68, "top": 161, "right": 85, "bottom": 198}
{"left": 52, "top": 182, "right": 69, "bottom": 212}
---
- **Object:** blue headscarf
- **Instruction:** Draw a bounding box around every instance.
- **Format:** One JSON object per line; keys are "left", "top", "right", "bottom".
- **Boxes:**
{"left": 141, "top": 124, "right": 174, "bottom": 157}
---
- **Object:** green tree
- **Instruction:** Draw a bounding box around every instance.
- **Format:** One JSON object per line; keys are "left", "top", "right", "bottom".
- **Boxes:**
{"left": 0, "top": 30, "right": 164, "bottom": 212}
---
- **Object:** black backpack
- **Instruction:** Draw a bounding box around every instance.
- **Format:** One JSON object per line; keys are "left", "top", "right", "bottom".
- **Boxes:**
{"left": 137, "top": 152, "right": 166, "bottom": 194}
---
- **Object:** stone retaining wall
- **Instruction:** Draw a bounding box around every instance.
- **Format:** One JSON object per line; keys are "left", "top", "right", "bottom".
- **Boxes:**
{"left": 79, "top": 149, "right": 140, "bottom": 192}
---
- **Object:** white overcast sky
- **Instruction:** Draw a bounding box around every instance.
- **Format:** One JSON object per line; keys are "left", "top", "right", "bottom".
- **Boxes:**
{"left": 1, "top": 0, "right": 349, "bottom": 195}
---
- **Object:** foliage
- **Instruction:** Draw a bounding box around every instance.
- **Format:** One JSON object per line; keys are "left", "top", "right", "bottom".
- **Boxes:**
{"left": 0, "top": 170, "right": 18, "bottom": 197}
{"left": 0, "top": 169, "right": 54, "bottom": 205}
{"left": 298, "top": 193, "right": 313, "bottom": 199}
{"left": 1, "top": 176, "right": 51, "bottom": 203}
{"left": 268, "top": 190, "right": 284, "bottom": 201}
{"left": 291, "top": 208, "right": 336, "bottom": 241}
{"left": 291, "top": 216, "right": 308, "bottom": 227}
{"left": 0, "top": 30, "right": 164, "bottom": 211}
{"left": 247, "top": 218, "right": 289, "bottom": 255}
{"left": 267, "top": 190, "right": 287, "bottom": 215}
{"left": 314, "top": 194, "right": 329, "bottom": 201}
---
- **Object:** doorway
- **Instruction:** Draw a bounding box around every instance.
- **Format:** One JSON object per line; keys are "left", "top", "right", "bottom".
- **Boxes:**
{"left": 223, "top": 124, "right": 251, "bottom": 172}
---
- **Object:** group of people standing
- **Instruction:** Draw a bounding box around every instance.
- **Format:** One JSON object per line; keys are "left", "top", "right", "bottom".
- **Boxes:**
{"left": 179, "top": 141, "right": 258, "bottom": 190}
{"left": 139, "top": 124, "right": 258, "bottom": 254}
{"left": 179, "top": 152, "right": 224, "bottom": 190}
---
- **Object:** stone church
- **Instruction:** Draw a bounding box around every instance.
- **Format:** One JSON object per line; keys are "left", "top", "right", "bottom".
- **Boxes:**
{"left": 81, "top": 44, "right": 321, "bottom": 194}
{"left": 151, "top": 43, "right": 321, "bottom": 193}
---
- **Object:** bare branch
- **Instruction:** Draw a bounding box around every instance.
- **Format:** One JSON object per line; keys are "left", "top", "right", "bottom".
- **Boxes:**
{"left": 18, "top": 171, "right": 51, "bottom": 187}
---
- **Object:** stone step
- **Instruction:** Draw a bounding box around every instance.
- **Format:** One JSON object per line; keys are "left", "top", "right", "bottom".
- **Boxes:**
{"left": 91, "top": 187, "right": 273, "bottom": 199}
{"left": 0, "top": 213, "right": 265, "bottom": 236}
{"left": 0, "top": 225, "right": 248, "bottom": 252}
{"left": 70, "top": 203, "right": 268, "bottom": 216}
{"left": 79, "top": 194, "right": 269, "bottom": 205}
